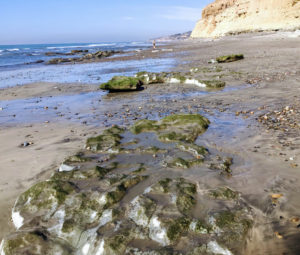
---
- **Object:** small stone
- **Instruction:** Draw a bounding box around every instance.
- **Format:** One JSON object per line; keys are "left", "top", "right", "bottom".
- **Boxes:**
{"left": 59, "top": 164, "right": 76, "bottom": 172}
{"left": 275, "top": 232, "right": 283, "bottom": 239}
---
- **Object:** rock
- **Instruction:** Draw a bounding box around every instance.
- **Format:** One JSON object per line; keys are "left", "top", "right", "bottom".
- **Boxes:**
{"left": 70, "top": 49, "right": 88, "bottom": 54}
{"left": 216, "top": 54, "right": 244, "bottom": 63}
{"left": 86, "top": 125, "right": 124, "bottom": 152}
{"left": 47, "top": 50, "right": 120, "bottom": 64}
{"left": 59, "top": 164, "right": 77, "bottom": 172}
{"left": 200, "top": 79, "right": 226, "bottom": 88}
{"left": 99, "top": 76, "right": 143, "bottom": 92}
{"left": 130, "top": 114, "right": 210, "bottom": 143}
{"left": 1, "top": 115, "right": 253, "bottom": 254}
{"left": 135, "top": 71, "right": 226, "bottom": 88}
{"left": 191, "top": 0, "right": 300, "bottom": 38}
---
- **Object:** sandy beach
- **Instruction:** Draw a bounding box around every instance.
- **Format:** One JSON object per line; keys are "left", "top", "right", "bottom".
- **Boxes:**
{"left": 0, "top": 31, "right": 299, "bottom": 253}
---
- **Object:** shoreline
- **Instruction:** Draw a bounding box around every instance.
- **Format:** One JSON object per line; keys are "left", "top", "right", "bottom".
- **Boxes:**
{"left": 0, "top": 32, "right": 300, "bottom": 253}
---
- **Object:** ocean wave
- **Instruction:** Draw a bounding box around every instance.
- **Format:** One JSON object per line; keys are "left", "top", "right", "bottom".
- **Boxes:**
{"left": 47, "top": 43, "right": 117, "bottom": 50}
{"left": 47, "top": 45, "right": 82, "bottom": 49}
{"left": 7, "top": 48, "right": 20, "bottom": 52}
{"left": 87, "top": 43, "right": 116, "bottom": 47}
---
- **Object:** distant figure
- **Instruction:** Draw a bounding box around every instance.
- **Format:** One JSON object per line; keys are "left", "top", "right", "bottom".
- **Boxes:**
{"left": 152, "top": 40, "right": 156, "bottom": 49}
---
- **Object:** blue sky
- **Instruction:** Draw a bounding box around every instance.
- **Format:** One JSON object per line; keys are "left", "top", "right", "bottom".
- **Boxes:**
{"left": 0, "top": 0, "right": 211, "bottom": 44}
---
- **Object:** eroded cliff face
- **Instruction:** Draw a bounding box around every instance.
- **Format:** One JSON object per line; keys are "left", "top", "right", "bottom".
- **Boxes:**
{"left": 191, "top": 0, "right": 300, "bottom": 38}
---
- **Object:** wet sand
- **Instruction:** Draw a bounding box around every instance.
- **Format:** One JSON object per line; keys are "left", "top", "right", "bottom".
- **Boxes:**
{"left": 0, "top": 31, "right": 300, "bottom": 253}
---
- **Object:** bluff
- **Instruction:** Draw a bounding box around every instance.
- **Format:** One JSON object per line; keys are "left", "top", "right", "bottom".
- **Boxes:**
{"left": 191, "top": 0, "right": 300, "bottom": 38}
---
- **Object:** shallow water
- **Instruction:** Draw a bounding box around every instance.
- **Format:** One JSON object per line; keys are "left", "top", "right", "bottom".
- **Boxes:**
{"left": 0, "top": 58, "right": 175, "bottom": 88}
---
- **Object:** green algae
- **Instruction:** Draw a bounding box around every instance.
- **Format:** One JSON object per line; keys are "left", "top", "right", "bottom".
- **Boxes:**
{"left": 177, "top": 143, "right": 208, "bottom": 158}
{"left": 168, "top": 157, "right": 204, "bottom": 169}
{"left": 86, "top": 125, "right": 125, "bottom": 152}
{"left": 1, "top": 231, "right": 72, "bottom": 255}
{"left": 210, "top": 157, "right": 233, "bottom": 174}
{"left": 216, "top": 54, "right": 244, "bottom": 63}
{"left": 136, "top": 71, "right": 166, "bottom": 84}
{"left": 131, "top": 114, "right": 210, "bottom": 143}
{"left": 169, "top": 158, "right": 190, "bottom": 169}
{"left": 215, "top": 210, "right": 253, "bottom": 245}
{"left": 195, "top": 219, "right": 213, "bottom": 234}
{"left": 105, "top": 176, "right": 148, "bottom": 208}
{"left": 167, "top": 217, "right": 191, "bottom": 242}
{"left": 158, "top": 178, "right": 172, "bottom": 193}
{"left": 209, "top": 187, "right": 239, "bottom": 200}
{"left": 106, "top": 229, "right": 132, "bottom": 253}
{"left": 51, "top": 165, "right": 114, "bottom": 182}
{"left": 176, "top": 179, "right": 197, "bottom": 214}
{"left": 130, "top": 119, "right": 159, "bottom": 134}
{"left": 100, "top": 76, "right": 143, "bottom": 91}
{"left": 64, "top": 152, "right": 91, "bottom": 164}
{"left": 18, "top": 180, "right": 76, "bottom": 209}
{"left": 200, "top": 80, "right": 226, "bottom": 88}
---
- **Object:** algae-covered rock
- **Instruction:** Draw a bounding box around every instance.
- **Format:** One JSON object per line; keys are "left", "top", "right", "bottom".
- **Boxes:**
{"left": 209, "top": 187, "right": 239, "bottom": 200}
{"left": 136, "top": 71, "right": 166, "bottom": 84}
{"left": 210, "top": 157, "right": 233, "bottom": 174}
{"left": 100, "top": 76, "right": 143, "bottom": 91}
{"left": 176, "top": 179, "right": 197, "bottom": 214}
{"left": 167, "top": 157, "right": 203, "bottom": 169}
{"left": 64, "top": 152, "right": 91, "bottom": 164}
{"left": 13, "top": 180, "right": 77, "bottom": 229}
{"left": 3, "top": 114, "right": 254, "bottom": 254}
{"left": 216, "top": 54, "right": 244, "bottom": 63}
{"left": 200, "top": 80, "right": 226, "bottom": 88}
{"left": 177, "top": 143, "right": 208, "bottom": 158}
{"left": 86, "top": 125, "right": 124, "bottom": 152}
{"left": 131, "top": 114, "right": 210, "bottom": 143}
{"left": 0, "top": 230, "right": 73, "bottom": 255}
{"left": 213, "top": 210, "right": 252, "bottom": 247}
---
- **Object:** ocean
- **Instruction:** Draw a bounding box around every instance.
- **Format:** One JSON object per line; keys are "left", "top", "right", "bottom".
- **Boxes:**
{"left": 0, "top": 42, "right": 175, "bottom": 88}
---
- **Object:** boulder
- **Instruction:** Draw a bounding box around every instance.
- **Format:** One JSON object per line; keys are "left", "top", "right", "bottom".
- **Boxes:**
{"left": 100, "top": 76, "right": 143, "bottom": 92}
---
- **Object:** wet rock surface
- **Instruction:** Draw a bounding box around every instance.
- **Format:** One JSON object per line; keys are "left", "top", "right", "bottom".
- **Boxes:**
{"left": 216, "top": 55, "right": 244, "bottom": 63}
{"left": 46, "top": 50, "right": 122, "bottom": 65}
{"left": 100, "top": 77, "right": 143, "bottom": 92}
{"left": 100, "top": 71, "right": 226, "bottom": 93}
{"left": 0, "top": 114, "right": 253, "bottom": 254}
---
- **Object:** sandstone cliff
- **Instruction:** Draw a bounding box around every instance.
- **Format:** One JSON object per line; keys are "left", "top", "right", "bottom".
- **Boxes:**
{"left": 191, "top": 0, "right": 300, "bottom": 38}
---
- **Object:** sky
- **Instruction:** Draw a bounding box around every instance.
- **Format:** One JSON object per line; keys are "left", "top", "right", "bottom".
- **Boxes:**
{"left": 0, "top": 0, "right": 212, "bottom": 45}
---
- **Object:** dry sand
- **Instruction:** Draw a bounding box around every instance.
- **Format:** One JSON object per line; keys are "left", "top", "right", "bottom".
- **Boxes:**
{"left": 0, "top": 31, "right": 299, "bottom": 253}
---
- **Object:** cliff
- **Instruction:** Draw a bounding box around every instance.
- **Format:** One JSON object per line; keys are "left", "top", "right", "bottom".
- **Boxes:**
{"left": 191, "top": 0, "right": 300, "bottom": 38}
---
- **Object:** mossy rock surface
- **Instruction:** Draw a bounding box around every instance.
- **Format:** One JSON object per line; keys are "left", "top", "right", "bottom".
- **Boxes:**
{"left": 209, "top": 187, "right": 239, "bottom": 200}
{"left": 1, "top": 231, "right": 73, "bottom": 255}
{"left": 2, "top": 115, "right": 254, "bottom": 255}
{"left": 100, "top": 76, "right": 143, "bottom": 91}
{"left": 131, "top": 114, "right": 210, "bottom": 143}
{"left": 86, "top": 125, "right": 124, "bottom": 152}
{"left": 200, "top": 80, "right": 226, "bottom": 88}
{"left": 216, "top": 54, "right": 244, "bottom": 63}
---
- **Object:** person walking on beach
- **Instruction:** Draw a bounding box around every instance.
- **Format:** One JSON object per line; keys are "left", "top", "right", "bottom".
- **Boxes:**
{"left": 152, "top": 40, "right": 156, "bottom": 49}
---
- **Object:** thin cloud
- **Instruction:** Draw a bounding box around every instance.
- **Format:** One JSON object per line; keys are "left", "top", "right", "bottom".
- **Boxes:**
{"left": 161, "top": 6, "right": 202, "bottom": 22}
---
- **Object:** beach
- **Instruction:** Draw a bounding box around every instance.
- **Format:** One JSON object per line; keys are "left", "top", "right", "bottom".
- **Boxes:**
{"left": 0, "top": 31, "right": 300, "bottom": 254}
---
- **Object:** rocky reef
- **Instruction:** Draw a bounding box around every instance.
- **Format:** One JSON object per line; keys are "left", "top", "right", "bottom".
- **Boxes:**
{"left": 1, "top": 114, "right": 253, "bottom": 254}
{"left": 100, "top": 71, "right": 226, "bottom": 92}
{"left": 191, "top": 0, "right": 300, "bottom": 38}
{"left": 47, "top": 50, "right": 121, "bottom": 65}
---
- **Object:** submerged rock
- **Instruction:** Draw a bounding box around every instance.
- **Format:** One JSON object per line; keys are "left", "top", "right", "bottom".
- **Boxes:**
{"left": 100, "top": 76, "right": 143, "bottom": 92}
